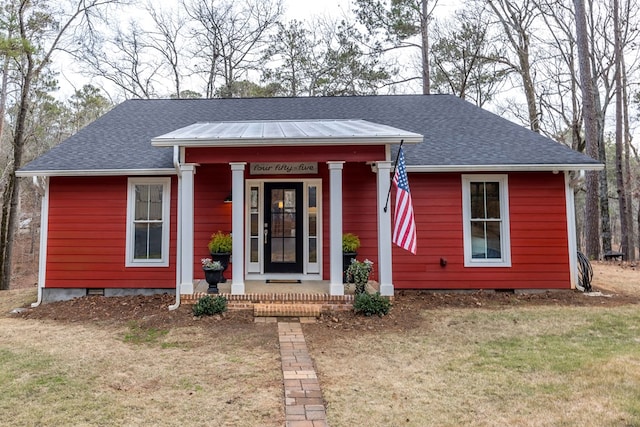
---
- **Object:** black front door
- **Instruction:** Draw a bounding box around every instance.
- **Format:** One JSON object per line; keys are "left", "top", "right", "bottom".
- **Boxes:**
{"left": 264, "top": 182, "right": 303, "bottom": 274}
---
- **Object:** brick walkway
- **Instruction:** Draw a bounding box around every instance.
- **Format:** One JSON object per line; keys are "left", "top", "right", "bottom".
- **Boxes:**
{"left": 278, "top": 321, "right": 329, "bottom": 427}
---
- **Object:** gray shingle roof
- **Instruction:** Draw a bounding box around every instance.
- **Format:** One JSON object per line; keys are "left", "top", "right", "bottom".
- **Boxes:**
{"left": 18, "top": 94, "right": 600, "bottom": 174}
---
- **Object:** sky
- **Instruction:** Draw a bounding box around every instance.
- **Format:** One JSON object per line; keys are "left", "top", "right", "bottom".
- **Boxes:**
{"left": 284, "top": 0, "right": 351, "bottom": 19}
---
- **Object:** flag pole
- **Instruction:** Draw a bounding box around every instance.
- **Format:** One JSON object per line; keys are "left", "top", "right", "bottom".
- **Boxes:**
{"left": 384, "top": 140, "right": 404, "bottom": 213}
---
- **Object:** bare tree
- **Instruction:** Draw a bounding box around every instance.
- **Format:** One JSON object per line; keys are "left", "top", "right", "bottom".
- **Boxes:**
{"left": 78, "top": 19, "right": 162, "bottom": 99}
{"left": 484, "top": 0, "right": 541, "bottom": 132}
{"left": 0, "top": 0, "right": 126, "bottom": 290}
{"left": 430, "top": 6, "right": 508, "bottom": 106}
{"left": 145, "top": 2, "right": 188, "bottom": 99}
{"left": 184, "top": 0, "right": 283, "bottom": 98}
{"left": 354, "top": 0, "right": 438, "bottom": 94}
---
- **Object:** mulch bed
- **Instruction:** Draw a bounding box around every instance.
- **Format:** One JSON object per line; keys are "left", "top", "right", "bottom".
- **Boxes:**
{"left": 13, "top": 285, "right": 638, "bottom": 333}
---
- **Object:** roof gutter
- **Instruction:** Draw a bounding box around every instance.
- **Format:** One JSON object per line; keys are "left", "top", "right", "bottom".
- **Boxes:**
{"left": 151, "top": 136, "right": 423, "bottom": 147}
{"left": 15, "top": 168, "right": 177, "bottom": 178}
{"left": 406, "top": 163, "right": 604, "bottom": 173}
{"left": 169, "top": 146, "right": 181, "bottom": 310}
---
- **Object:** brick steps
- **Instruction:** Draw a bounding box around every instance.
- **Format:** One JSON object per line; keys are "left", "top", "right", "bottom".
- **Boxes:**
{"left": 254, "top": 303, "right": 323, "bottom": 317}
{"left": 181, "top": 292, "right": 354, "bottom": 313}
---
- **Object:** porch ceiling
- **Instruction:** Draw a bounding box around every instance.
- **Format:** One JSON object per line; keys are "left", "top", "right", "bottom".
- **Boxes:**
{"left": 151, "top": 119, "right": 423, "bottom": 147}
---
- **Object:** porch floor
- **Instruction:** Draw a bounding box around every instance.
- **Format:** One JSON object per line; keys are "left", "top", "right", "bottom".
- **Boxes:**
{"left": 194, "top": 279, "right": 348, "bottom": 294}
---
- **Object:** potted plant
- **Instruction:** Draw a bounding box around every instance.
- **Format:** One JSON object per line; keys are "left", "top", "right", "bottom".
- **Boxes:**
{"left": 208, "top": 231, "right": 232, "bottom": 283}
{"left": 342, "top": 233, "right": 361, "bottom": 283}
{"left": 201, "top": 258, "right": 224, "bottom": 294}
{"left": 346, "top": 258, "right": 373, "bottom": 295}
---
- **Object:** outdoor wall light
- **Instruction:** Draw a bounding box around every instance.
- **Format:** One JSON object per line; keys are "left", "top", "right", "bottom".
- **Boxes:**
{"left": 224, "top": 192, "right": 232, "bottom": 203}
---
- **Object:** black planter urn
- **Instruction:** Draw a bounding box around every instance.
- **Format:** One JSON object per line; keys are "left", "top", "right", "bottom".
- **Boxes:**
{"left": 203, "top": 268, "right": 223, "bottom": 294}
{"left": 210, "top": 252, "right": 231, "bottom": 283}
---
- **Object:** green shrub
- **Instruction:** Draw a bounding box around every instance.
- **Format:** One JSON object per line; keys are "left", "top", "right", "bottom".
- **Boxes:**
{"left": 342, "top": 233, "right": 361, "bottom": 253}
{"left": 192, "top": 295, "right": 228, "bottom": 317}
{"left": 208, "top": 231, "right": 232, "bottom": 253}
{"left": 353, "top": 292, "right": 391, "bottom": 317}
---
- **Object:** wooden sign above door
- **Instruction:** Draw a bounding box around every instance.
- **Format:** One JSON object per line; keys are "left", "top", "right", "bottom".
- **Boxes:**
{"left": 250, "top": 162, "right": 318, "bottom": 175}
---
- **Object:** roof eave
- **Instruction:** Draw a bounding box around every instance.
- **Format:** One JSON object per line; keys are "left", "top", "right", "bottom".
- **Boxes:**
{"left": 151, "top": 136, "right": 423, "bottom": 147}
{"left": 15, "top": 168, "right": 177, "bottom": 178}
{"left": 406, "top": 163, "right": 604, "bottom": 173}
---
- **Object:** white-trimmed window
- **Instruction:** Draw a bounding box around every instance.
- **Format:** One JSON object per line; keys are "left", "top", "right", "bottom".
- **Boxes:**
{"left": 126, "top": 178, "right": 171, "bottom": 267}
{"left": 462, "top": 175, "right": 511, "bottom": 267}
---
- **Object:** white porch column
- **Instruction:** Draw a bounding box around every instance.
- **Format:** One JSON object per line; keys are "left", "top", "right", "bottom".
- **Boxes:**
{"left": 179, "top": 164, "right": 196, "bottom": 294}
{"left": 230, "top": 162, "right": 246, "bottom": 294}
{"left": 376, "top": 161, "right": 394, "bottom": 296}
{"left": 327, "top": 161, "right": 345, "bottom": 295}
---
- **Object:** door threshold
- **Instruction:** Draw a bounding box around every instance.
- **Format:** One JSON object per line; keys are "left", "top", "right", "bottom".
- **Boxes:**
{"left": 266, "top": 279, "right": 302, "bottom": 284}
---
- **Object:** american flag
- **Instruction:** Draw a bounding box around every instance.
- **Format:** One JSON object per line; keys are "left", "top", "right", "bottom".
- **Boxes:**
{"left": 392, "top": 147, "right": 417, "bottom": 254}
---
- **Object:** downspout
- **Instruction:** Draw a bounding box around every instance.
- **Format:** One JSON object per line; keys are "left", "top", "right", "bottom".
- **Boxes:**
{"left": 565, "top": 170, "right": 584, "bottom": 289}
{"left": 31, "top": 176, "right": 48, "bottom": 307}
{"left": 169, "top": 146, "right": 182, "bottom": 310}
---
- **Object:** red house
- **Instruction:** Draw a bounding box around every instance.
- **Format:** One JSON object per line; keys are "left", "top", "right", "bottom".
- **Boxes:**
{"left": 17, "top": 95, "right": 601, "bottom": 305}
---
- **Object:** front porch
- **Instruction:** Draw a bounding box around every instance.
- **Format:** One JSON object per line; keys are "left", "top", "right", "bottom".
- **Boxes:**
{"left": 181, "top": 280, "right": 383, "bottom": 314}
{"left": 152, "top": 120, "right": 424, "bottom": 300}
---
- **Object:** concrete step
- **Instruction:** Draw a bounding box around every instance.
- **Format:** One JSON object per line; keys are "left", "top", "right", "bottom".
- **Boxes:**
{"left": 254, "top": 303, "right": 323, "bottom": 317}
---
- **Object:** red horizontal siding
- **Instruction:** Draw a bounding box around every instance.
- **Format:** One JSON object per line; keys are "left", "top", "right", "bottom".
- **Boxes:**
{"left": 186, "top": 145, "right": 386, "bottom": 164}
{"left": 393, "top": 172, "right": 571, "bottom": 290}
{"left": 45, "top": 176, "right": 177, "bottom": 289}
{"left": 193, "top": 164, "right": 235, "bottom": 279}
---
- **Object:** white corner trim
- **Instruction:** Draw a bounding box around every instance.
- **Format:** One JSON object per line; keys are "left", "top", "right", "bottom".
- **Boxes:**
{"left": 565, "top": 172, "right": 578, "bottom": 289}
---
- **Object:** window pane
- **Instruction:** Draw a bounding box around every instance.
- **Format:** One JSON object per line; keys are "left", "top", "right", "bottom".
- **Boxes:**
{"left": 470, "top": 182, "right": 485, "bottom": 219}
{"left": 308, "top": 214, "right": 317, "bottom": 237}
{"left": 271, "top": 238, "right": 283, "bottom": 262}
{"left": 135, "top": 184, "right": 163, "bottom": 221}
{"left": 250, "top": 187, "right": 258, "bottom": 209}
{"left": 485, "top": 182, "right": 500, "bottom": 219}
{"left": 470, "top": 221, "right": 501, "bottom": 259}
{"left": 470, "top": 222, "right": 487, "bottom": 259}
{"left": 309, "top": 186, "right": 316, "bottom": 208}
{"left": 134, "top": 223, "right": 163, "bottom": 259}
{"left": 251, "top": 213, "right": 259, "bottom": 235}
{"left": 485, "top": 222, "right": 502, "bottom": 258}
{"left": 284, "top": 190, "right": 295, "bottom": 208}
{"left": 134, "top": 223, "right": 149, "bottom": 258}
{"left": 309, "top": 238, "right": 317, "bottom": 263}
{"left": 135, "top": 185, "right": 149, "bottom": 221}
{"left": 250, "top": 239, "right": 258, "bottom": 262}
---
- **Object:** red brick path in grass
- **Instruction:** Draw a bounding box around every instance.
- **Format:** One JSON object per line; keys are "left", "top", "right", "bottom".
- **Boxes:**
{"left": 278, "top": 322, "right": 329, "bottom": 427}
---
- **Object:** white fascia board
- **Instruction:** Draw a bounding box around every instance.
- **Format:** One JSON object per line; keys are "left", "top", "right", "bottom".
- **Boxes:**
{"left": 151, "top": 136, "right": 423, "bottom": 147}
{"left": 15, "top": 168, "right": 177, "bottom": 177}
{"left": 406, "top": 163, "right": 604, "bottom": 173}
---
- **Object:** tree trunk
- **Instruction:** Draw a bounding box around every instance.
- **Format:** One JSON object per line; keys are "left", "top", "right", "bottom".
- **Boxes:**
{"left": 621, "top": 52, "right": 635, "bottom": 260}
{"left": 613, "top": 0, "right": 628, "bottom": 259}
{"left": 573, "top": 0, "right": 600, "bottom": 259}
{"left": 420, "top": 0, "right": 430, "bottom": 94}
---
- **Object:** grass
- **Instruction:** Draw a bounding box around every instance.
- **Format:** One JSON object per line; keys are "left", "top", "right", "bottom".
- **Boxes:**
{"left": 0, "top": 263, "right": 638, "bottom": 426}
{"left": 0, "top": 298, "right": 283, "bottom": 426}
{"left": 123, "top": 322, "right": 170, "bottom": 346}
{"left": 307, "top": 306, "right": 640, "bottom": 426}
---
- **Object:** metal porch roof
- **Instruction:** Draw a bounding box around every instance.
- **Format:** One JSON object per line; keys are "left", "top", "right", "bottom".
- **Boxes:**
{"left": 151, "top": 119, "right": 423, "bottom": 147}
